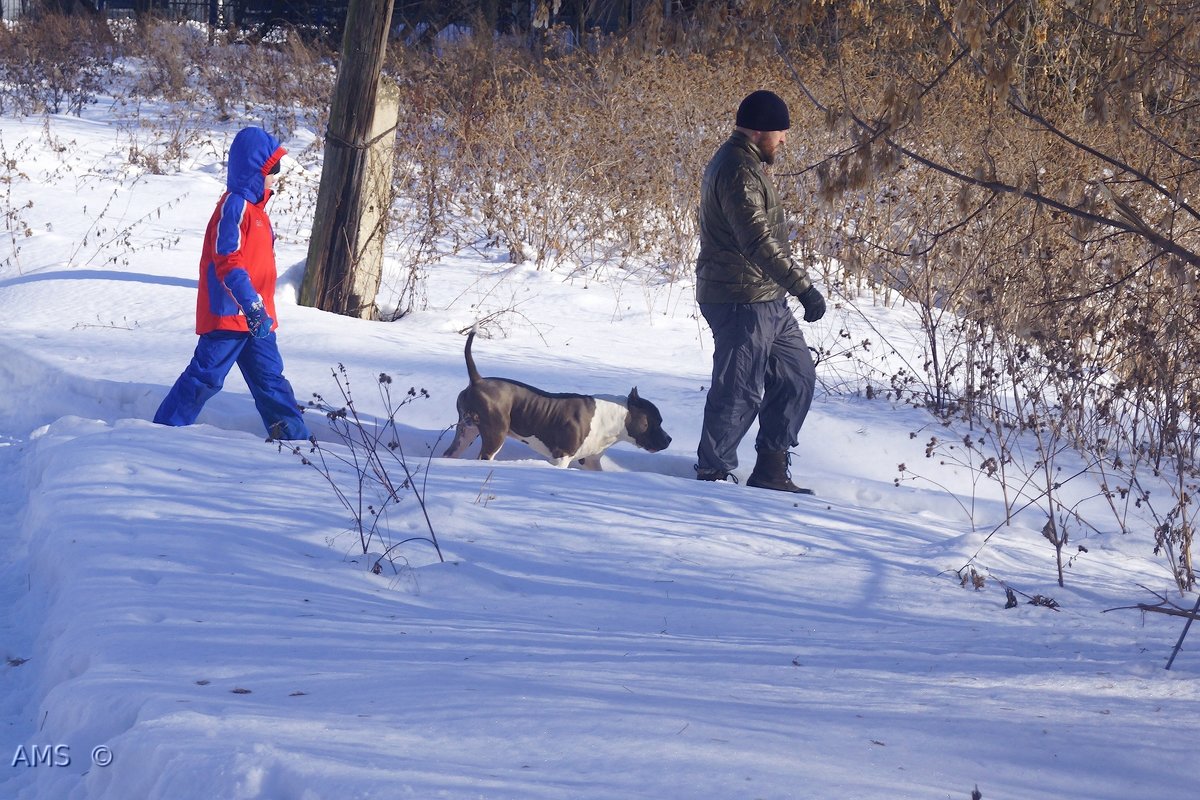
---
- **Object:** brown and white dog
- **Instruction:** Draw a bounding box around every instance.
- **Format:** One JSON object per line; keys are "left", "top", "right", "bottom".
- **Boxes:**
{"left": 442, "top": 330, "right": 672, "bottom": 469}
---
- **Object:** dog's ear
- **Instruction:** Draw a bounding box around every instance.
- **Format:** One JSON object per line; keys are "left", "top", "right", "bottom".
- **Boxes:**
{"left": 629, "top": 386, "right": 640, "bottom": 401}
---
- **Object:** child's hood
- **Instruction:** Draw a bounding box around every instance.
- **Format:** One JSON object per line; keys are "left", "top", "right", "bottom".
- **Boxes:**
{"left": 226, "top": 127, "right": 285, "bottom": 203}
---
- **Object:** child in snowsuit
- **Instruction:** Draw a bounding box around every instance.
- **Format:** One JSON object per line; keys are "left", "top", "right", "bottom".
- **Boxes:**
{"left": 154, "top": 126, "right": 311, "bottom": 441}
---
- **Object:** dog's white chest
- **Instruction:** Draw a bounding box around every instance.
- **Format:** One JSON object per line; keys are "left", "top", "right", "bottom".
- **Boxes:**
{"left": 575, "top": 398, "right": 631, "bottom": 455}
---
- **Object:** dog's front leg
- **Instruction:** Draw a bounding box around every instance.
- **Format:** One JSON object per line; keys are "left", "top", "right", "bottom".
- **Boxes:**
{"left": 443, "top": 419, "right": 480, "bottom": 458}
{"left": 477, "top": 427, "right": 507, "bottom": 461}
{"left": 574, "top": 455, "right": 604, "bottom": 471}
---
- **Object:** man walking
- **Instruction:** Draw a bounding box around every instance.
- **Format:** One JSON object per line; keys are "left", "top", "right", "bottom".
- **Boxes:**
{"left": 694, "top": 90, "right": 825, "bottom": 493}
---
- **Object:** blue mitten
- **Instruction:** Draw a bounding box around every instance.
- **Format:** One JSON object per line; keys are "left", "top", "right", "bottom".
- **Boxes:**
{"left": 222, "top": 268, "right": 273, "bottom": 337}
{"left": 244, "top": 299, "right": 274, "bottom": 338}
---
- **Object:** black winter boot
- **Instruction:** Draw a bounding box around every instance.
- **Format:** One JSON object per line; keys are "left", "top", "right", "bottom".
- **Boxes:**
{"left": 746, "top": 450, "right": 814, "bottom": 495}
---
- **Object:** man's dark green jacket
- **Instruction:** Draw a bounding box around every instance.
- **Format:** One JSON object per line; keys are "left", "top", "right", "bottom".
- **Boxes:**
{"left": 695, "top": 130, "right": 814, "bottom": 304}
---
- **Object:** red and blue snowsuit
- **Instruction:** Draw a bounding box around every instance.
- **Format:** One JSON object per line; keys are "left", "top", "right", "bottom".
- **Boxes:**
{"left": 154, "top": 127, "right": 310, "bottom": 441}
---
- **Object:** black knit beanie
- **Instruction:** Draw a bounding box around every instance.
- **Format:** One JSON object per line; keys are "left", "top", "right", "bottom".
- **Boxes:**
{"left": 736, "top": 90, "right": 791, "bottom": 132}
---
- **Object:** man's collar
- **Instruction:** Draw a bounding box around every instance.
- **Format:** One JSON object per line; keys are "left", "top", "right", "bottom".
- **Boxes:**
{"left": 730, "top": 129, "right": 764, "bottom": 162}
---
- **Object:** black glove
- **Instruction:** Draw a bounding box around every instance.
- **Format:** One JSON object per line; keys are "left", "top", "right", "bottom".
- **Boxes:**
{"left": 797, "top": 286, "right": 826, "bottom": 323}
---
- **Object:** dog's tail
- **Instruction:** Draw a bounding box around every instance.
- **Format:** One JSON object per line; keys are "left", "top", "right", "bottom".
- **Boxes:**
{"left": 464, "top": 326, "right": 482, "bottom": 385}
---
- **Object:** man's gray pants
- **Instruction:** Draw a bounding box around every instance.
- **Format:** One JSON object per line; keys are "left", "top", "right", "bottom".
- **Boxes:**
{"left": 697, "top": 298, "right": 815, "bottom": 474}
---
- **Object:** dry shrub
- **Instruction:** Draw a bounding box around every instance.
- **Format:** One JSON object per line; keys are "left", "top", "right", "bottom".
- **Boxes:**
{"left": 0, "top": 11, "right": 115, "bottom": 115}
{"left": 121, "top": 18, "right": 209, "bottom": 102}
{"left": 119, "top": 19, "right": 334, "bottom": 140}
{"left": 379, "top": 27, "right": 791, "bottom": 312}
{"left": 199, "top": 32, "right": 334, "bottom": 138}
{"left": 765, "top": 0, "right": 1200, "bottom": 588}
{"left": 262, "top": 34, "right": 336, "bottom": 135}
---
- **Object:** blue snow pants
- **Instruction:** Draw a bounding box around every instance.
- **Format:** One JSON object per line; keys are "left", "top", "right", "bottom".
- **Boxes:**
{"left": 153, "top": 330, "right": 311, "bottom": 440}
{"left": 697, "top": 298, "right": 815, "bottom": 473}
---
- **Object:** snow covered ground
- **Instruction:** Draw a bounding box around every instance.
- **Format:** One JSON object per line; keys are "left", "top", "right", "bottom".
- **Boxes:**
{"left": 1, "top": 100, "right": 1197, "bottom": 800}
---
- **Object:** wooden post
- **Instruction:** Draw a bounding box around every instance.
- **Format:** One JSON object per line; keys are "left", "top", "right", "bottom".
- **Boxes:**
{"left": 300, "top": 0, "right": 395, "bottom": 318}
{"left": 344, "top": 76, "right": 400, "bottom": 320}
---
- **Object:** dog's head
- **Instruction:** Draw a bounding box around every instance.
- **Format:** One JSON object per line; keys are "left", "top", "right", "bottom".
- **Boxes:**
{"left": 623, "top": 387, "right": 672, "bottom": 452}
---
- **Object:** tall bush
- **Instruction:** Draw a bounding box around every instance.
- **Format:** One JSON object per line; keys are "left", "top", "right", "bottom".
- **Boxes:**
{"left": 0, "top": 11, "right": 115, "bottom": 115}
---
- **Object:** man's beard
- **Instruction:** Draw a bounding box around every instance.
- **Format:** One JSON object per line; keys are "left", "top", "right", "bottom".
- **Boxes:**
{"left": 761, "top": 142, "right": 779, "bottom": 165}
